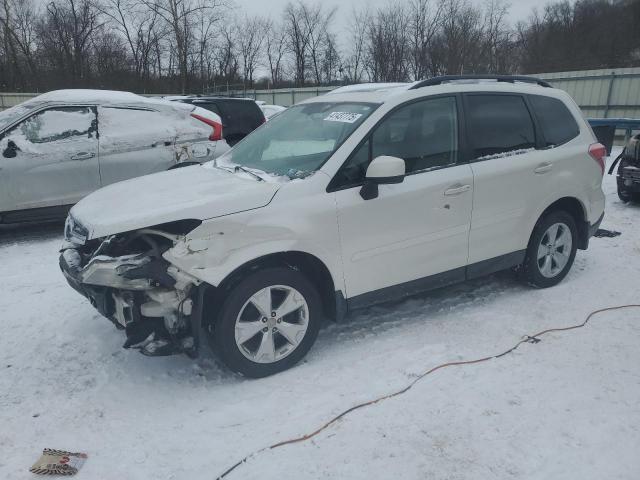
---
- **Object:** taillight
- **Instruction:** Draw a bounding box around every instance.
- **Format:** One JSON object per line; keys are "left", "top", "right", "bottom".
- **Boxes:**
{"left": 191, "top": 113, "right": 222, "bottom": 141}
{"left": 588, "top": 142, "right": 606, "bottom": 175}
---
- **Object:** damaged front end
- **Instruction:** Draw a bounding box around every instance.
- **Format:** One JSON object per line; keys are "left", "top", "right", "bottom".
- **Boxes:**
{"left": 59, "top": 217, "right": 205, "bottom": 357}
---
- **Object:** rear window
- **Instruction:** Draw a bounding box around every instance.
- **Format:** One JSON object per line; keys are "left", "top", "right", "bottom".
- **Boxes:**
{"left": 466, "top": 94, "right": 536, "bottom": 160}
{"left": 529, "top": 95, "right": 580, "bottom": 147}
{"left": 201, "top": 100, "right": 263, "bottom": 133}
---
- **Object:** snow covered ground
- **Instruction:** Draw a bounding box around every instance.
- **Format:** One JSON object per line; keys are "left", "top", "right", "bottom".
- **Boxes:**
{"left": 1, "top": 150, "right": 639, "bottom": 480}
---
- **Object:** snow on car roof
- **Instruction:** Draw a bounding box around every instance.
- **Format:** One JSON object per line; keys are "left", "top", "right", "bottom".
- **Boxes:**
{"left": 35, "top": 89, "right": 144, "bottom": 103}
{"left": 32, "top": 89, "right": 193, "bottom": 111}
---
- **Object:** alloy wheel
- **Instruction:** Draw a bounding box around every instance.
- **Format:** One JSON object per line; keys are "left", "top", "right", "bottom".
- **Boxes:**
{"left": 234, "top": 285, "right": 309, "bottom": 364}
{"left": 536, "top": 222, "right": 573, "bottom": 278}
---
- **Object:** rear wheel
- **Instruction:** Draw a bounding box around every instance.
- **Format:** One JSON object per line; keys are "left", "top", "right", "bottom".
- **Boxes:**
{"left": 207, "top": 267, "right": 322, "bottom": 378}
{"left": 520, "top": 211, "right": 578, "bottom": 288}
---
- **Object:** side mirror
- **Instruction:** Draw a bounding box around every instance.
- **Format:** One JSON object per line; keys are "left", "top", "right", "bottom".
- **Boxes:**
{"left": 360, "top": 155, "right": 406, "bottom": 200}
{"left": 3, "top": 140, "right": 20, "bottom": 159}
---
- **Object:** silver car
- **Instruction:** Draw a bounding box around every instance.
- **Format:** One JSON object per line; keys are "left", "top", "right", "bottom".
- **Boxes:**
{"left": 0, "top": 89, "right": 229, "bottom": 224}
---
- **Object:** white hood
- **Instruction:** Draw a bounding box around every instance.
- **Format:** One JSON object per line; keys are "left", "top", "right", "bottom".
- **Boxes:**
{"left": 71, "top": 165, "right": 280, "bottom": 239}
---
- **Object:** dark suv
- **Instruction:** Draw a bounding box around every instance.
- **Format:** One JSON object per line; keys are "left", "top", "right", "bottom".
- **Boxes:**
{"left": 173, "top": 97, "right": 265, "bottom": 147}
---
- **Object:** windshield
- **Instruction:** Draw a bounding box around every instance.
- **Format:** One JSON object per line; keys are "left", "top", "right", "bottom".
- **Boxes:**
{"left": 0, "top": 100, "right": 42, "bottom": 131}
{"left": 211, "top": 101, "right": 377, "bottom": 177}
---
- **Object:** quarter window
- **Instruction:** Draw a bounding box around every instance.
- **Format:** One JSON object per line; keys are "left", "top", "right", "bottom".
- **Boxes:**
{"left": 466, "top": 95, "right": 535, "bottom": 160}
{"left": 529, "top": 95, "right": 579, "bottom": 147}
{"left": 334, "top": 96, "right": 458, "bottom": 187}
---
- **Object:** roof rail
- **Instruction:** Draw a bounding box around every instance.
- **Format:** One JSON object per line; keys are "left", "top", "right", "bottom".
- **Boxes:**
{"left": 409, "top": 75, "right": 552, "bottom": 89}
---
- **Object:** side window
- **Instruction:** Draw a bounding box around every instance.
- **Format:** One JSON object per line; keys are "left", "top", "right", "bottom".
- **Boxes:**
{"left": 18, "top": 106, "right": 96, "bottom": 144}
{"left": 529, "top": 95, "right": 579, "bottom": 147}
{"left": 466, "top": 95, "right": 535, "bottom": 160}
{"left": 333, "top": 96, "right": 458, "bottom": 188}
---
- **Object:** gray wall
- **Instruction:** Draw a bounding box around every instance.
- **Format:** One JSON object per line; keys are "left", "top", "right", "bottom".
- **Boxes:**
{"left": 538, "top": 67, "right": 640, "bottom": 119}
{"left": 2, "top": 67, "right": 640, "bottom": 119}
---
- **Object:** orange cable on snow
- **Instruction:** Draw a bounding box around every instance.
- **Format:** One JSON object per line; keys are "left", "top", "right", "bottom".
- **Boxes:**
{"left": 216, "top": 304, "right": 640, "bottom": 479}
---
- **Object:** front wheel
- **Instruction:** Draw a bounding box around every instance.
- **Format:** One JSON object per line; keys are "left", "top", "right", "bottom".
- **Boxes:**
{"left": 519, "top": 211, "right": 578, "bottom": 288}
{"left": 207, "top": 267, "right": 322, "bottom": 378}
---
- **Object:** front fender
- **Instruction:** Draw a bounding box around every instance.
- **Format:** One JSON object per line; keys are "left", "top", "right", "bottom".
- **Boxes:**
{"left": 163, "top": 196, "right": 344, "bottom": 293}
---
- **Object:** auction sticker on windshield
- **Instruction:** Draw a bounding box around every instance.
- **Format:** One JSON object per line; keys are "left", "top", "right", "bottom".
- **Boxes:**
{"left": 324, "top": 112, "right": 363, "bottom": 123}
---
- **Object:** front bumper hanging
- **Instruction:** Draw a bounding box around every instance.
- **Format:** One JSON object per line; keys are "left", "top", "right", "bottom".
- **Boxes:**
{"left": 59, "top": 246, "right": 204, "bottom": 358}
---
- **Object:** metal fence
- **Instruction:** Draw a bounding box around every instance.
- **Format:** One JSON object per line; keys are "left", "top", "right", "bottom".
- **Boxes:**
{"left": 2, "top": 67, "right": 640, "bottom": 118}
{"left": 537, "top": 67, "right": 640, "bottom": 118}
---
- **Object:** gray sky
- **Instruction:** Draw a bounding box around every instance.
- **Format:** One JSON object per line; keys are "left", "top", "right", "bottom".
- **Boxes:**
{"left": 232, "top": 0, "right": 542, "bottom": 28}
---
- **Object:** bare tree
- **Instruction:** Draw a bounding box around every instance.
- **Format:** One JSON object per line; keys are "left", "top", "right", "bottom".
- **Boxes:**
{"left": 365, "top": 3, "right": 411, "bottom": 82}
{"left": 407, "top": 0, "right": 443, "bottom": 80}
{"left": 301, "top": 1, "right": 337, "bottom": 84}
{"left": 99, "top": 0, "right": 165, "bottom": 90}
{"left": 140, "top": 0, "right": 225, "bottom": 92}
{"left": 482, "top": 0, "right": 512, "bottom": 73}
{"left": 215, "top": 22, "right": 239, "bottom": 87}
{"left": 320, "top": 32, "right": 340, "bottom": 83}
{"left": 283, "top": 1, "right": 312, "bottom": 86}
{"left": 194, "top": 7, "right": 220, "bottom": 92}
{"left": 431, "top": 0, "right": 484, "bottom": 75}
{"left": 343, "top": 7, "right": 368, "bottom": 83}
{"left": 38, "top": 0, "right": 103, "bottom": 86}
{"left": 236, "top": 14, "right": 265, "bottom": 88}
{"left": 264, "top": 18, "right": 287, "bottom": 87}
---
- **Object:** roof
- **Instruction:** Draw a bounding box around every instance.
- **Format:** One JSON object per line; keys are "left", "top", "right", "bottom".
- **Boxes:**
{"left": 327, "top": 83, "right": 412, "bottom": 95}
{"left": 303, "top": 79, "right": 565, "bottom": 106}
{"left": 35, "top": 89, "right": 146, "bottom": 104}
{"left": 24, "top": 89, "right": 195, "bottom": 113}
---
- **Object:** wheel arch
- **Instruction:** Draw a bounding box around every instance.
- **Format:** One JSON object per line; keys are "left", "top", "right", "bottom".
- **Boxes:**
{"left": 536, "top": 196, "right": 589, "bottom": 249}
{"left": 201, "top": 251, "right": 344, "bottom": 327}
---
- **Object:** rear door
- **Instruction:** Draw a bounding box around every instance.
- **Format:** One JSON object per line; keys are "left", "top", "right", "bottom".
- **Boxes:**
{"left": 97, "top": 106, "right": 176, "bottom": 186}
{"left": 464, "top": 93, "right": 551, "bottom": 265}
{"left": 0, "top": 105, "right": 100, "bottom": 212}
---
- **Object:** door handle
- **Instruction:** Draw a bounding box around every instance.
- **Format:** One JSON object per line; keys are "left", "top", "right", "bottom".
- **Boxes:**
{"left": 444, "top": 184, "right": 471, "bottom": 196}
{"left": 70, "top": 152, "right": 95, "bottom": 161}
{"left": 534, "top": 162, "right": 553, "bottom": 174}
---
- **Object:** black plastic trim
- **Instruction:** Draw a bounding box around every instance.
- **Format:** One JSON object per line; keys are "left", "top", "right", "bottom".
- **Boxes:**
{"left": 410, "top": 75, "right": 552, "bottom": 89}
{"left": 347, "top": 267, "right": 466, "bottom": 311}
{"left": 466, "top": 250, "right": 526, "bottom": 279}
{"left": 345, "top": 250, "right": 527, "bottom": 313}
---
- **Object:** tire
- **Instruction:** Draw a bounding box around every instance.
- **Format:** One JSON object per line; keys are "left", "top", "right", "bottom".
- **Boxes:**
{"left": 617, "top": 182, "right": 640, "bottom": 203}
{"left": 207, "top": 267, "right": 322, "bottom": 378}
{"left": 616, "top": 161, "right": 640, "bottom": 203}
{"left": 519, "top": 210, "right": 578, "bottom": 288}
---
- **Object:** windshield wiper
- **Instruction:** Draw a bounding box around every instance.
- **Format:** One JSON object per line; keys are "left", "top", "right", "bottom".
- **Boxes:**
{"left": 234, "top": 165, "right": 265, "bottom": 182}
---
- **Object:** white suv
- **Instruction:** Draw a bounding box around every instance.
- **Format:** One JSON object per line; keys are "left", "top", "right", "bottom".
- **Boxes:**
{"left": 60, "top": 76, "right": 606, "bottom": 377}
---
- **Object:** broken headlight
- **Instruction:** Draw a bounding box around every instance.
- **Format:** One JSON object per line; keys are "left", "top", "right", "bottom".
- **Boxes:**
{"left": 64, "top": 214, "right": 88, "bottom": 246}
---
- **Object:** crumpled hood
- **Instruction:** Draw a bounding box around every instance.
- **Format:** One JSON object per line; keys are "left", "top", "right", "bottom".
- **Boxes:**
{"left": 71, "top": 165, "right": 280, "bottom": 239}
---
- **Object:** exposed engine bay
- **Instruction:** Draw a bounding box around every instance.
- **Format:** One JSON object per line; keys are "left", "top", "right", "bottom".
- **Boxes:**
{"left": 59, "top": 218, "right": 204, "bottom": 357}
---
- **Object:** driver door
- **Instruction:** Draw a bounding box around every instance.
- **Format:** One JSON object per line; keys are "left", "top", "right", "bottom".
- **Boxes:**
{"left": 331, "top": 96, "right": 474, "bottom": 303}
{"left": 0, "top": 106, "right": 100, "bottom": 213}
